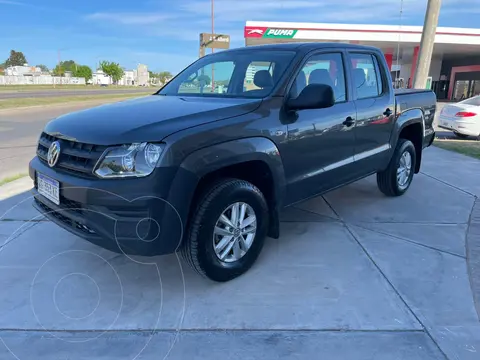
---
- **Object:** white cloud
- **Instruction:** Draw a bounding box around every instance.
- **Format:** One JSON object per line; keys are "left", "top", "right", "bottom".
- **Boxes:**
{"left": 84, "top": 0, "right": 477, "bottom": 44}
{"left": 86, "top": 12, "right": 172, "bottom": 25}
{"left": 0, "top": 0, "right": 25, "bottom": 5}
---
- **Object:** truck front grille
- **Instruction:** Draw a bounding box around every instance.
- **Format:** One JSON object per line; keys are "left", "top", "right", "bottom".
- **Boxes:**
{"left": 37, "top": 132, "right": 107, "bottom": 178}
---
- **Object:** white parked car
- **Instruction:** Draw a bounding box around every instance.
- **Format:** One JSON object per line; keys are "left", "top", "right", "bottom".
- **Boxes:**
{"left": 438, "top": 95, "right": 480, "bottom": 138}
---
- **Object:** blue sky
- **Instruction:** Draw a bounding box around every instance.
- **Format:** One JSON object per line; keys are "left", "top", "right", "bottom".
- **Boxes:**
{"left": 1, "top": 0, "right": 478, "bottom": 74}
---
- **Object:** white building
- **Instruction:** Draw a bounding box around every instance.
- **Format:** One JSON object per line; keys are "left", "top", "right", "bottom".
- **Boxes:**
{"left": 91, "top": 64, "right": 150, "bottom": 86}
{"left": 5, "top": 65, "right": 42, "bottom": 76}
{"left": 136, "top": 64, "right": 149, "bottom": 86}
{"left": 119, "top": 69, "right": 136, "bottom": 86}
{"left": 91, "top": 69, "right": 112, "bottom": 85}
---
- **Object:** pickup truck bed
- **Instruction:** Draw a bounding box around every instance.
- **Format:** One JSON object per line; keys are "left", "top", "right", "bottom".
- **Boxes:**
{"left": 395, "top": 88, "right": 437, "bottom": 148}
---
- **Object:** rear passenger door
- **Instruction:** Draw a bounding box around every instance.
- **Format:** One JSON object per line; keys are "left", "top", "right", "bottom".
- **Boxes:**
{"left": 347, "top": 51, "right": 395, "bottom": 175}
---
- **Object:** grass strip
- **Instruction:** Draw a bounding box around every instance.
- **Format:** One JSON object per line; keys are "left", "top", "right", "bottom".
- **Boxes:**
{"left": 0, "top": 173, "right": 28, "bottom": 186}
{"left": 434, "top": 139, "right": 480, "bottom": 160}
{"left": 0, "top": 93, "right": 151, "bottom": 110}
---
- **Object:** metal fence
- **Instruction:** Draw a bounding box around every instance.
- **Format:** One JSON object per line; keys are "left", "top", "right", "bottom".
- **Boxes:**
{"left": 0, "top": 75, "right": 86, "bottom": 85}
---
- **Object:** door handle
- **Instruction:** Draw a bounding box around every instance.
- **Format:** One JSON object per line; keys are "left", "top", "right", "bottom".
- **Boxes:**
{"left": 343, "top": 116, "right": 355, "bottom": 127}
{"left": 383, "top": 108, "right": 393, "bottom": 117}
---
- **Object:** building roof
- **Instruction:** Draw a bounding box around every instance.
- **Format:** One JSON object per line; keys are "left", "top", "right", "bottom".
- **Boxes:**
{"left": 244, "top": 21, "right": 480, "bottom": 62}
{"left": 245, "top": 21, "right": 480, "bottom": 44}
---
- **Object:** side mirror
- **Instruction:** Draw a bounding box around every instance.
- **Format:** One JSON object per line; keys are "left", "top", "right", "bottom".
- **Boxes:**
{"left": 287, "top": 83, "right": 335, "bottom": 111}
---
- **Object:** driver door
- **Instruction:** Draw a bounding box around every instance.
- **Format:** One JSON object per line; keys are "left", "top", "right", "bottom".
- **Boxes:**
{"left": 282, "top": 50, "right": 357, "bottom": 204}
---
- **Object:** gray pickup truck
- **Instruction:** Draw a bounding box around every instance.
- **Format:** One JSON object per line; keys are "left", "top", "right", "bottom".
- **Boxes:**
{"left": 29, "top": 43, "right": 436, "bottom": 282}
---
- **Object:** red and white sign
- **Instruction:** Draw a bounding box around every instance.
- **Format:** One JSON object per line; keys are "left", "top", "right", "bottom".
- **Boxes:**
{"left": 244, "top": 26, "right": 268, "bottom": 38}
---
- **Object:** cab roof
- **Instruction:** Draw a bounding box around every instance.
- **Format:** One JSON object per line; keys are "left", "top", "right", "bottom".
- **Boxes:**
{"left": 218, "top": 42, "right": 380, "bottom": 53}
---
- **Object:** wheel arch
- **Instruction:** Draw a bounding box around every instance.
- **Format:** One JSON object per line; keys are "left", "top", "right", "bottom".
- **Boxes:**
{"left": 392, "top": 108, "right": 425, "bottom": 173}
{"left": 180, "top": 137, "right": 287, "bottom": 239}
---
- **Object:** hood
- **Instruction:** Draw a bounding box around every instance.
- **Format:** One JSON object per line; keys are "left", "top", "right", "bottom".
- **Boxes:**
{"left": 44, "top": 95, "right": 261, "bottom": 145}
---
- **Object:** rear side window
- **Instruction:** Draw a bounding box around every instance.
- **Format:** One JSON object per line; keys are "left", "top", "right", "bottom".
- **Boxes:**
{"left": 350, "top": 53, "right": 383, "bottom": 99}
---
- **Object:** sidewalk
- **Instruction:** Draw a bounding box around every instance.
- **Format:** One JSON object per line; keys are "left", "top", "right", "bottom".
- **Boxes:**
{"left": 0, "top": 146, "right": 478, "bottom": 359}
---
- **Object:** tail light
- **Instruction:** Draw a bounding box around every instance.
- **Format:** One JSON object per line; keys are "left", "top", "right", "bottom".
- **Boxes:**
{"left": 455, "top": 111, "right": 477, "bottom": 117}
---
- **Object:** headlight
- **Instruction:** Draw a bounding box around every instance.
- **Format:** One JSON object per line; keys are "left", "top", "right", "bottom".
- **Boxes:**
{"left": 94, "top": 143, "right": 165, "bottom": 178}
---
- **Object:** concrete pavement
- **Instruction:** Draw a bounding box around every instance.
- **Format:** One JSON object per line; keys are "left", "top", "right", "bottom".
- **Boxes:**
{"left": 0, "top": 146, "right": 479, "bottom": 359}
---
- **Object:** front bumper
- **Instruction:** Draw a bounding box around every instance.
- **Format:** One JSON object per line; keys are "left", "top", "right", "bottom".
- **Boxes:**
{"left": 29, "top": 156, "right": 197, "bottom": 256}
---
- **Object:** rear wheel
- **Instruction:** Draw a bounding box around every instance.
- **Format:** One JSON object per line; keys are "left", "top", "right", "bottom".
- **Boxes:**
{"left": 377, "top": 139, "right": 416, "bottom": 197}
{"left": 453, "top": 132, "right": 469, "bottom": 139}
{"left": 182, "top": 178, "right": 269, "bottom": 282}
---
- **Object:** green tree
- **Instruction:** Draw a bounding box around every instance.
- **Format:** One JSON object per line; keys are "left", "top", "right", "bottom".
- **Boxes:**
{"left": 61, "top": 60, "right": 76, "bottom": 72}
{"left": 36, "top": 64, "right": 49, "bottom": 72}
{"left": 52, "top": 64, "right": 64, "bottom": 76}
{"left": 53, "top": 60, "right": 76, "bottom": 76}
{"left": 4, "top": 50, "right": 27, "bottom": 67}
{"left": 158, "top": 71, "right": 172, "bottom": 84}
{"left": 73, "top": 65, "right": 92, "bottom": 81}
{"left": 100, "top": 61, "right": 124, "bottom": 84}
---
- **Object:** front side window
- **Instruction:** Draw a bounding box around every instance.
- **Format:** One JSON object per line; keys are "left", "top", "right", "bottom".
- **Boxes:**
{"left": 177, "top": 61, "right": 235, "bottom": 95}
{"left": 159, "top": 50, "right": 296, "bottom": 98}
{"left": 290, "top": 52, "right": 346, "bottom": 102}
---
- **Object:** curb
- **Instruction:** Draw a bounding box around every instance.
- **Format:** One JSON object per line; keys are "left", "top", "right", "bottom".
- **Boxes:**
{"left": 0, "top": 176, "right": 33, "bottom": 201}
{"left": 466, "top": 198, "right": 480, "bottom": 320}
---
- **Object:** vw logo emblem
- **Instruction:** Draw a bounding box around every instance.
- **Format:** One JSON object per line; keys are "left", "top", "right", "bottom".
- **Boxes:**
{"left": 47, "top": 141, "right": 61, "bottom": 167}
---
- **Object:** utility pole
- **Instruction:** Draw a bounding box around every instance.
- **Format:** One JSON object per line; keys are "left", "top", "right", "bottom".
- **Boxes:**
{"left": 211, "top": 0, "right": 215, "bottom": 92}
{"left": 413, "top": 0, "right": 442, "bottom": 89}
{"left": 55, "top": 49, "right": 61, "bottom": 88}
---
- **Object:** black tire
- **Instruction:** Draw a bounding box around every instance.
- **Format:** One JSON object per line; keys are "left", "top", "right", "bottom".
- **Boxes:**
{"left": 453, "top": 132, "right": 469, "bottom": 139}
{"left": 377, "top": 139, "right": 416, "bottom": 197}
{"left": 182, "top": 178, "right": 269, "bottom": 282}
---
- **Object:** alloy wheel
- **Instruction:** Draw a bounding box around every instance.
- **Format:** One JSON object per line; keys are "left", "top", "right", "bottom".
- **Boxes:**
{"left": 212, "top": 202, "right": 257, "bottom": 263}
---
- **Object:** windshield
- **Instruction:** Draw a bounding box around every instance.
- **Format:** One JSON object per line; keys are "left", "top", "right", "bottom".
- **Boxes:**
{"left": 158, "top": 50, "right": 296, "bottom": 98}
{"left": 460, "top": 95, "right": 480, "bottom": 106}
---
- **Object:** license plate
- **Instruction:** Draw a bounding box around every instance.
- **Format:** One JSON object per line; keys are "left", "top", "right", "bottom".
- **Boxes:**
{"left": 37, "top": 173, "right": 60, "bottom": 205}
{"left": 442, "top": 121, "right": 450, "bottom": 127}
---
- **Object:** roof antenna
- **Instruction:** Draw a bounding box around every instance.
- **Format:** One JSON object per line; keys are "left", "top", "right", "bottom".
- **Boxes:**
{"left": 394, "top": 0, "right": 404, "bottom": 86}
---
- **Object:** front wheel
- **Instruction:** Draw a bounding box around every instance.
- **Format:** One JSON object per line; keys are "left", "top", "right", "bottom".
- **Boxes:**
{"left": 182, "top": 178, "right": 269, "bottom": 282}
{"left": 377, "top": 139, "right": 416, "bottom": 197}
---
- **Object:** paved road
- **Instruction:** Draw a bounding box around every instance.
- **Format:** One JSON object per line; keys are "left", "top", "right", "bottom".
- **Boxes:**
{"left": 0, "top": 147, "right": 479, "bottom": 359}
{"left": 0, "top": 88, "right": 154, "bottom": 99}
{"left": 0, "top": 101, "right": 127, "bottom": 179}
